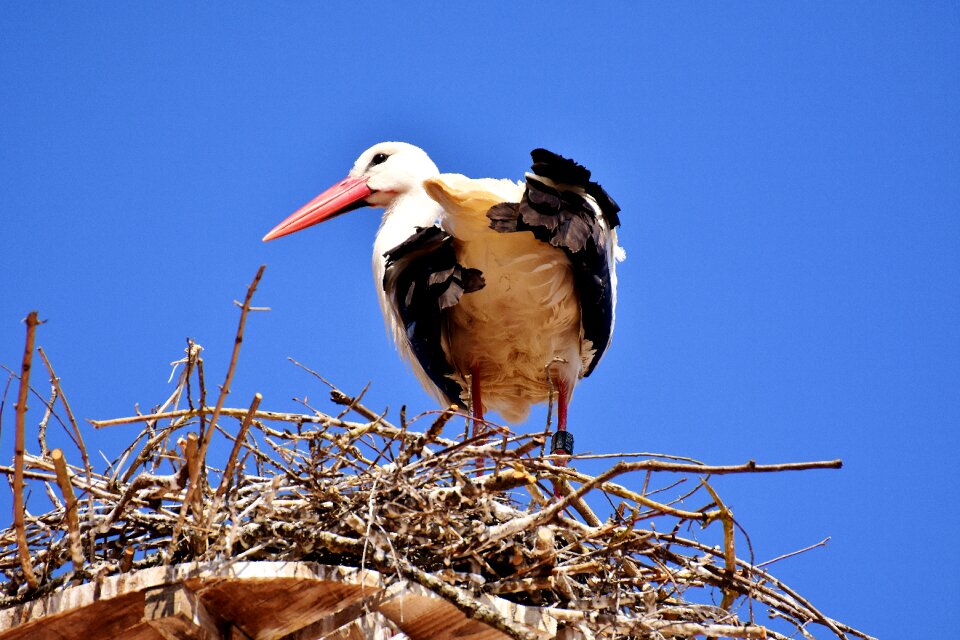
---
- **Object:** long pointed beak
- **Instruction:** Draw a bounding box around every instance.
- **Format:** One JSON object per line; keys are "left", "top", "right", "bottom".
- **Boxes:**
{"left": 262, "top": 175, "right": 373, "bottom": 242}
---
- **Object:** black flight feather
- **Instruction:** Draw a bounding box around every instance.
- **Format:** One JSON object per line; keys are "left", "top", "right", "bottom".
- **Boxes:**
{"left": 383, "top": 226, "right": 484, "bottom": 406}
{"left": 486, "top": 149, "right": 621, "bottom": 376}
{"left": 530, "top": 148, "right": 621, "bottom": 229}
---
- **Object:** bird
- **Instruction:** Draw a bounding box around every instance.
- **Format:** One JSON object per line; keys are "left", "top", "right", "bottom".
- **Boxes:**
{"left": 263, "top": 142, "right": 623, "bottom": 457}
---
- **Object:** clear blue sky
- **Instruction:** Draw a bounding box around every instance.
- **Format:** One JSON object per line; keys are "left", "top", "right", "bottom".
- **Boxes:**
{"left": 2, "top": 3, "right": 957, "bottom": 636}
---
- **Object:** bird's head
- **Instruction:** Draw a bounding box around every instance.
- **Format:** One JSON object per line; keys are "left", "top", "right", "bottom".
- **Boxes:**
{"left": 262, "top": 141, "right": 439, "bottom": 242}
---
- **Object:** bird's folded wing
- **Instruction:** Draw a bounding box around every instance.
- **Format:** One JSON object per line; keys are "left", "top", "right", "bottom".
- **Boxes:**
{"left": 382, "top": 226, "right": 484, "bottom": 407}
{"left": 485, "top": 150, "right": 623, "bottom": 376}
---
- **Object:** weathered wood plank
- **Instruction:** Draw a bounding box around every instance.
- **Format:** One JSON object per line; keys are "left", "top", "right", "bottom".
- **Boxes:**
{"left": 280, "top": 588, "right": 390, "bottom": 640}
{"left": 317, "top": 611, "right": 396, "bottom": 640}
{"left": 0, "top": 562, "right": 562, "bottom": 640}
{"left": 0, "top": 592, "right": 155, "bottom": 640}
{"left": 380, "top": 593, "right": 509, "bottom": 640}
{"left": 143, "top": 584, "right": 222, "bottom": 640}
{"left": 226, "top": 624, "right": 253, "bottom": 640}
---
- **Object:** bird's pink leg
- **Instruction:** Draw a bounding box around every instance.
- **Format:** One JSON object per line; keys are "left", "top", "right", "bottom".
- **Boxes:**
{"left": 551, "top": 378, "right": 574, "bottom": 461}
{"left": 550, "top": 378, "right": 574, "bottom": 499}
{"left": 557, "top": 378, "right": 569, "bottom": 437}
{"left": 470, "top": 365, "right": 484, "bottom": 438}
{"left": 470, "top": 365, "right": 486, "bottom": 473}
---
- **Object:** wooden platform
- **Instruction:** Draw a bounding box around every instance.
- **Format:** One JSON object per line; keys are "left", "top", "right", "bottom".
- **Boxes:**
{"left": 0, "top": 561, "right": 564, "bottom": 640}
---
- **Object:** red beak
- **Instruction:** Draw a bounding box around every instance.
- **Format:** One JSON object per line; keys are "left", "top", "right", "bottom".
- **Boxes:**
{"left": 262, "top": 175, "right": 373, "bottom": 242}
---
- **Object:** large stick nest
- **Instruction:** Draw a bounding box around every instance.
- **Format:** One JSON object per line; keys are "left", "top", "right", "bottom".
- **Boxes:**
{"left": 0, "top": 269, "right": 874, "bottom": 640}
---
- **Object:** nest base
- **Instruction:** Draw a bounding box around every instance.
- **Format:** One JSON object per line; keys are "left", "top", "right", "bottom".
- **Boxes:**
{"left": 0, "top": 560, "right": 566, "bottom": 640}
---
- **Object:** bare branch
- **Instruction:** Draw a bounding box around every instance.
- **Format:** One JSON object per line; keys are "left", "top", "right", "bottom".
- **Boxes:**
{"left": 13, "top": 311, "right": 40, "bottom": 590}
{"left": 50, "top": 449, "right": 83, "bottom": 570}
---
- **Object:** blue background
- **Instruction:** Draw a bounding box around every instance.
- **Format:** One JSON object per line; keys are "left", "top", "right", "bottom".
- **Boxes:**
{"left": 2, "top": 4, "right": 958, "bottom": 637}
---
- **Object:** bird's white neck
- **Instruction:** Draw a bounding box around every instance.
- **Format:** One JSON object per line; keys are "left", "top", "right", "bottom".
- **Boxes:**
{"left": 371, "top": 188, "right": 444, "bottom": 285}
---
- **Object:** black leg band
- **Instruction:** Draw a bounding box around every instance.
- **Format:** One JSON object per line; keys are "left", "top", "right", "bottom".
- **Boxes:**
{"left": 551, "top": 431, "right": 575, "bottom": 456}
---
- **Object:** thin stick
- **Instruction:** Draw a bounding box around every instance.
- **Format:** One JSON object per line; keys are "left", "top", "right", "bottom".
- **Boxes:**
{"left": 756, "top": 537, "right": 831, "bottom": 569}
{"left": 36, "top": 384, "right": 57, "bottom": 458}
{"left": 14, "top": 311, "right": 40, "bottom": 589}
{"left": 184, "top": 433, "right": 201, "bottom": 517}
{"left": 532, "top": 464, "right": 709, "bottom": 521}
{"left": 200, "top": 265, "right": 264, "bottom": 467}
{"left": 533, "top": 457, "right": 842, "bottom": 476}
{"left": 701, "top": 479, "right": 737, "bottom": 610}
{"left": 37, "top": 348, "right": 93, "bottom": 481}
{"left": 215, "top": 393, "right": 261, "bottom": 502}
{"left": 51, "top": 449, "right": 84, "bottom": 569}
{"left": 208, "top": 393, "right": 262, "bottom": 527}
{"left": 37, "top": 347, "right": 96, "bottom": 559}
{"left": 0, "top": 465, "right": 61, "bottom": 482}
{"left": 196, "top": 346, "right": 208, "bottom": 454}
{"left": 166, "top": 265, "right": 265, "bottom": 560}
{"left": 395, "top": 405, "right": 456, "bottom": 468}
{"left": 91, "top": 406, "right": 328, "bottom": 429}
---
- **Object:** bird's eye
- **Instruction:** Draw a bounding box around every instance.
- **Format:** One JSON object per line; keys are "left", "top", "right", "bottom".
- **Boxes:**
{"left": 370, "top": 153, "right": 389, "bottom": 166}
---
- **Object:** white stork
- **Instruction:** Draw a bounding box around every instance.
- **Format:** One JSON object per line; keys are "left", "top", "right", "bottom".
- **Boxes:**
{"left": 263, "top": 142, "right": 623, "bottom": 456}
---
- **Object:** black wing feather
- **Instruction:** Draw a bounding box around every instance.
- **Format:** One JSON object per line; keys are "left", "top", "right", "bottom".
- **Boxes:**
{"left": 530, "top": 148, "right": 621, "bottom": 228}
{"left": 382, "top": 226, "right": 484, "bottom": 406}
{"left": 487, "top": 150, "right": 621, "bottom": 376}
